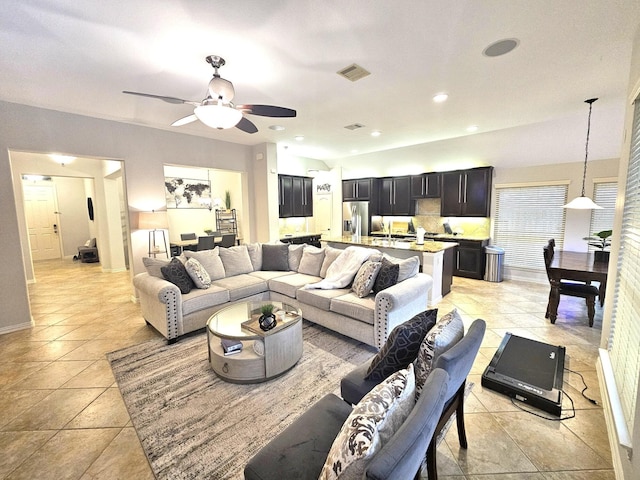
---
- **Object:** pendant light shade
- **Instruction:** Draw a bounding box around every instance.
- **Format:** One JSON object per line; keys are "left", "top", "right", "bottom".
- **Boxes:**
{"left": 194, "top": 101, "right": 242, "bottom": 129}
{"left": 564, "top": 98, "right": 603, "bottom": 209}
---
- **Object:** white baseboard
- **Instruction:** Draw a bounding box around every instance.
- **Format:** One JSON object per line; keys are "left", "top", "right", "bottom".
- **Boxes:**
{"left": 596, "top": 355, "right": 626, "bottom": 479}
{"left": 0, "top": 319, "right": 34, "bottom": 335}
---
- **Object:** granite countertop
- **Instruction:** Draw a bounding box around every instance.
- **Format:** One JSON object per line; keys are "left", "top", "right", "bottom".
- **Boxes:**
{"left": 370, "top": 231, "right": 489, "bottom": 242}
{"left": 280, "top": 232, "right": 322, "bottom": 239}
{"left": 325, "top": 235, "right": 458, "bottom": 253}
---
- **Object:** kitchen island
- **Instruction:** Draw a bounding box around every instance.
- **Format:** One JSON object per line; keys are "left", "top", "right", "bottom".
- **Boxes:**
{"left": 323, "top": 235, "right": 457, "bottom": 305}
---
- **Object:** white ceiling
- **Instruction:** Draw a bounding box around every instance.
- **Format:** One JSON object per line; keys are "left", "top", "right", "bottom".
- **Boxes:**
{"left": 1, "top": 1, "right": 639, "bottom": 174}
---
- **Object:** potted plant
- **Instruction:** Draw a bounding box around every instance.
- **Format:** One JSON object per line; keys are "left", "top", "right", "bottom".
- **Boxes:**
{"left": 583, "top": 229, "right": 612, "bottom": 263}
{"left": 224, "top": 190, "right": 232, "bottom": 211}
{"left": 258, "top": 303, "right": 277, "bottom": 331}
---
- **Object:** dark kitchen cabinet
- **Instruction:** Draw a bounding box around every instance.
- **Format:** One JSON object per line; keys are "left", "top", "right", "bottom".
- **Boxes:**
{"left": 378, "top": 176, "right": 413, "bottom": 215}
{"left": 343, "top": 178, "right": 372, "bottom": 201}
{"left": 441, "top": 167, "right": 493, "bottom": 217}
{"left": 280, "top": 234, "right": 321, "bottom": 248}
{"left": 279, "top": 175, "right": 313, "bottom": 218}
{"left": 440, "top": 238, "right": 489, "bottom": 279}
{"left": 411, "top": 173, "right": 441, "bottom": 198}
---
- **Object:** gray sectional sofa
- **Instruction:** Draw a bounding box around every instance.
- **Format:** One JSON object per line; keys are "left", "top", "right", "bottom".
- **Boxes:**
{"left": 133, "top": 243, "right": 433, "bottom": 349}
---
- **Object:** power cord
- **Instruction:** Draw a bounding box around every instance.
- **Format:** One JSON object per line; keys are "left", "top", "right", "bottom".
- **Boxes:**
{"left": 509, "top": 389, "right": 576, "bottom": 421}
{"left": 564, "top": 367, "right": 599, "bottom": 405}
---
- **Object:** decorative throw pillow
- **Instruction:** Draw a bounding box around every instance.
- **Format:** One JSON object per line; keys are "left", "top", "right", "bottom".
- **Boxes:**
{"left": 415, "top": 309, "right": 464, "bottom": 398}
{"left": 218, "top": 245, "right": 254, "bottom": 277}
{"left": 287, "top": 243, "right": 306, "bottom": 271}
{"left": 142, "top": 257, "right": 170, "bottom": 279}
{"left": 246, "top": 243, "right": 263, "bottom": 271}
{"left": 319, "top": 365, "right": 416, "bottom": 480}
{"left": 351, "top": 260, "right": 382, "bottom": 298}
{"left": 384, "top": 254, "right": 420, "bottom": 282}
{"left": 262, "top": 243, "right": 289, "bottom": 271}
{"left": 320, "top": 246, "right": 343, "bottom": 278}
{"left": 184, "top": 257, "right": 211, "bottom": 289}
{"left": 365, "top": 309, "right": 438, "bottom": 381}
{"left": 297, "top": 246, "right": 325, "bottom": 276}
{"left": 372, "top": 257, "right": 400, "bottom": 294}
{"left": 184, "top": 249, "right": 226, "bottom": 280}
{"left": 160, "top": 257, "right": 194, "bottom": 294}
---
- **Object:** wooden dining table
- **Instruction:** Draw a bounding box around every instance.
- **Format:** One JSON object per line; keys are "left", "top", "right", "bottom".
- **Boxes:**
{"left": 546, "top": 250, "right": 609, "bottom": 323}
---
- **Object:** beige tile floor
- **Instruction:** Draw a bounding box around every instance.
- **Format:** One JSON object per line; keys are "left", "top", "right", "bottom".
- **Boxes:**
{"left": 0, "top": 258, "right": 613, "bottom": 479}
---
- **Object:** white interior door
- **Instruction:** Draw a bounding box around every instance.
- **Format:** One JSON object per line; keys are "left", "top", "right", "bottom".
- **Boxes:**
{"left": 24, "top": 184, "right": 61, "bottom": 261}
{"left": 314, "top": 193, "right": 333, "bottom": 238}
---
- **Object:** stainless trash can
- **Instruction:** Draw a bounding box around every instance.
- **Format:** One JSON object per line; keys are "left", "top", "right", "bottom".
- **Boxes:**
{"left": 484, "top": 246, "right": 505, "bottom": 282}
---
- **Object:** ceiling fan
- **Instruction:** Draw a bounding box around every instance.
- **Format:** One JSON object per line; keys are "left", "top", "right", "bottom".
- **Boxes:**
{"left": 123, "top": 55, "right": 296, "bottom": 134}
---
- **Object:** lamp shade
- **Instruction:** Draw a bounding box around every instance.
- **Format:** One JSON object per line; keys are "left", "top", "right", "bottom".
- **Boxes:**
{"left": 194, "top": 103, "right": 243, "bottom": 129}
{"left": 139, "top": 211, "right": 168, "bottom": 230}
{"left": 563, "top": 195, "right": 603, "bottom": 210}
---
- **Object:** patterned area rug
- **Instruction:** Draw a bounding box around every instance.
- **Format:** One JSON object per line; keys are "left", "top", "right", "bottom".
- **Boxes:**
{"left": 108, "top": 323, "right": 376, "bottom": 480}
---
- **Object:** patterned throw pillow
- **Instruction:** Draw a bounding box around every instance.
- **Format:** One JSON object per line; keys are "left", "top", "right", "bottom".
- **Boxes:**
{"left": 319, "top": 365, "right": 416, "bottom": 480}
{"left": 372, "top": 257, "right": 399, "bottom": 294}
{"left": 184, "top": 257, "right": 211, "bottom": 289}
{"left": 160, "top": 257, "right": 194, "bottom": 294}
{"left": 262, "top": 244, "right": 289, "bottom": 271}
{"left": 415, "top": 309, "right": 464, "bottom": 398}
{"left": 365, "top": 309, "right": 438, "bottom": 381}
{"left": 351, "top": 260, "right": 382, "bottom": 298}
{"left": 297, "top": 246, "right": 325, "bottom": 276}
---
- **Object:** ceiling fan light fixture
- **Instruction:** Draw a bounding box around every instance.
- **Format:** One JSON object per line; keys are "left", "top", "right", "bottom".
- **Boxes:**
{"left": 194, "top": 102, "right": 242, "bottom": 129}
{"left": 208, "top": 76, "right": 235, "bottom": 102}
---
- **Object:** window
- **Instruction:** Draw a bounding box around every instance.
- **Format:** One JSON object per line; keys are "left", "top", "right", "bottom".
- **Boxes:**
{"left": 588, "top": 181, "right": 617, "bottom": 251}
{"left": 494, "top": 183, "right": 568, "bottom": 270}
{"left": 608, "top": 98, "right": 640, "bottom": 434}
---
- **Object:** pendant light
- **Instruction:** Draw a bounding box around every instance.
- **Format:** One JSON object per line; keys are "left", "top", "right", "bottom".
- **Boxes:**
{"left": 564, "top": 98, "right": 603, "bottom": 209}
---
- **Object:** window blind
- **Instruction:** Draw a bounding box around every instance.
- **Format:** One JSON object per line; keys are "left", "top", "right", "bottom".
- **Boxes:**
{"left": 494, "top": 184, "right": 567, "bottom": 270}
{"left": 608, "top": 98, "right": 640, "bottom": 433}
{"left": 588, "top": 182, "right": 617, "bottom": 251}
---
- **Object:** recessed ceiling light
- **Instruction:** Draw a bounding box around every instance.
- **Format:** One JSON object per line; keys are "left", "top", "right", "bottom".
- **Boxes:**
{"left": 433, "top": 93, "right": 448, "bottom": 103}
{"left": 49, "top": 154, "right": 76, "bottom": 165}
{"left": 466, "top": 125, "right": 479, "bottom": 132}
{"left": 371, "top": 130, "right": 381, "bottom": 137}
{"left": 294, "top": 135, "right": 304, "bottom": 141}
{"left": 269, "top": 125, "right": 285, "bottom": 131}
{"left": 483, "top": 38, "right": 519, "bottom": 57}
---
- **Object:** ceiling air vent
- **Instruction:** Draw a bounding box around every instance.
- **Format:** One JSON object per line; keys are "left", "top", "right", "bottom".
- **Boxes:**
{"left": 344, "top": 123, "right": 365, "bottom": 130}
{"left": 337, "top": 63, "right": 371, "bottom": 82}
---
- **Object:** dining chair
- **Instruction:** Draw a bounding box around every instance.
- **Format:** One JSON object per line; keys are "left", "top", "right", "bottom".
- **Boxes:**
{"left": 543, "top": 238, "right": 599, "bottom": 326}
{"left": 180, "top": 232, "right": 197, "bottom": 241}
{"left": 197, "top": 236, "right": 215, "bottom": 251}
{"left": 219, "top": 234, "right": 236, "bottom": 247}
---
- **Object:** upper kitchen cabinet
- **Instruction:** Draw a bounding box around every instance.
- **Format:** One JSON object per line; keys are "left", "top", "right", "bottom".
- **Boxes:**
{"left": 279, "top": 174, "right": 313, "bottom": 218}
{"left": 342, "top": 178, "right": 372, "bottom": 201}
{"left": 411, "top": 173, "right": 441, "bottom": 198}
{"left": 378, "top": 176, "right": 414, "bottom": 215}
{"left": 440, "top": 167, "right": 493, "bottom": 217}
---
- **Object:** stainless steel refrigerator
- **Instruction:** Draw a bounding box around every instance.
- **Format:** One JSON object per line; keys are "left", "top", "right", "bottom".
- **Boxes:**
{"left": 342, "top": 201, "right": 370, "bottom": 236}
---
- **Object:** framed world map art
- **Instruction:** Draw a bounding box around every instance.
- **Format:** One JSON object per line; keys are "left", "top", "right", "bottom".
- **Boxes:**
{"left": 165, "top": 177, "right": 211, "bottom": 209}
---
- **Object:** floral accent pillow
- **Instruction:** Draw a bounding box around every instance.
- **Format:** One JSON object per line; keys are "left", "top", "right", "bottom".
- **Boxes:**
{"left": 184, "top": 257, "right": 211, "bottom": 289}
{"left": 319, "top": 365, "right": 416, "bottom": 480}
{"left": 351, "top": 260, "right": 382, "bottom": 298}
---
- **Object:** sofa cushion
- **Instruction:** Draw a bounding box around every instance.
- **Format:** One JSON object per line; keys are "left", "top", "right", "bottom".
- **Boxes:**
{"left": 249, "top": 270, "right": 295, "bottom": 281}
{"left": 319, "top": 365, "right": 416, "bottom": 480}
{"left": 288, "top": 244, "right": 305, "bottom": 271}
{"left": 320, "top": 246, "right": 343, "bottom": 278}
{"left": 366, "top": 309, "right": 438, "bottom": 381}
{"left": 330, "top": 292, "right": 375, "bottom": 325}
{"left": 181, "top": 286, "right": 230, "bottom": 316}
{"left": 298, "top": 246, "right": 325, "bottom": 276}
{"left": 269, "top": 273, "right": 321, "bottom": 299}
{"left": 296, "top": 287, "right": 351, "bottom": 311}
{"left": 372, "top": 257, "right": 400, "bottom": 294}
{"left": 184, "top": 249, "right": 226, "bottom": 280}
{"left": 415, "top": 309, "right": 464, "bottom": 398}
{"left": 383, "top": 254, "right": 420, "bottom": 282}
{"left": 246, "top": 242, "right": 263, "bottom": 270}
{"left": 262, "top": 244, "right": 289, "bottom": 271}
{"left": 161, "top": 257, "right": 194, "bottom": 294}
{"left": 142, "top": 256, "right": 171, "bottom": 279}
{"left": 184, "top": 257, "right": 211, "bottom": 289}
{"left": 351, "top": 260, "right": 382, "bottom": 298}
{"left": 211, "top": 274, "right": 268, "bottom": 301}
{"left": 219, "top": 245, "right": 254, "bottom": 277}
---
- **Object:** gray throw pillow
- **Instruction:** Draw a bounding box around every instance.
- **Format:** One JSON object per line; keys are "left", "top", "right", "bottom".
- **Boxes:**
{"left": 288, "top": 244, "right": 305, "bottom": 271}
{"left": 262, "top": 244, "right": 289, "bottom": 271}
{"left": 142, "top": 256, "right": 171, "bottom": 279}
{"left": 384, "top": 254, "right": 420, "bottom": 282}
{"left": 160, "top": 257, "right": 194, "bottom": 294}
{"left": 372, "top": 257, "right": 399, "bottom": 294}
{"left": 297, "top": 246, "right": 325, "bottom": 276}
{"left": 246, "top": 243, "right": 263, "bottom": 270}
{"left": 218, "top": 245, "right": 254, "bottom": 277}
{"left": 184, "top": 249, "right": 226, "bottom": 280}
{"left": 320, "top": 246, "right": 343, "bottom": 278}
{"left": 365, "top": 309, "right": 438, "bottom": 381}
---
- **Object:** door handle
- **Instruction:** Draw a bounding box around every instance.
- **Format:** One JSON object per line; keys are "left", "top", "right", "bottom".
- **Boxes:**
{"left": 53, "top": 223, "right": 58, "bottom": 234}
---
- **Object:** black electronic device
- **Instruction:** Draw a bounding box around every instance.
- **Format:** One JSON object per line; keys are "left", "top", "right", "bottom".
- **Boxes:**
{"left": 481, "top": 333, "right": 565, "bottom": 416}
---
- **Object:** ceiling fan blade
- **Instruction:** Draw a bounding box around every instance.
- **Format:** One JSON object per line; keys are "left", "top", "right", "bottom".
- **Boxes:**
{"left": 122, "top": 91, "right": 200, "bottom": 106}
{"left": 236, "top": 116, "right": 258, "bottom": 134}
{"left": 237, "top": 104, "right": 297, "bottom": 118}
{"left": 171, "top": 114, "right": 198, "bottom": 127}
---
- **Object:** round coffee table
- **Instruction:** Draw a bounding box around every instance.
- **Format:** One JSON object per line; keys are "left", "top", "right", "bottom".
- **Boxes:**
{"left": 206, "top": 301, "right": 303, "bottom": 383}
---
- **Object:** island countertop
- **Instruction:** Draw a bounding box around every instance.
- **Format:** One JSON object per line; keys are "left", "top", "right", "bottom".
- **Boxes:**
{"left": 323, "top": 235, "right": 458, "bottom": 253}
